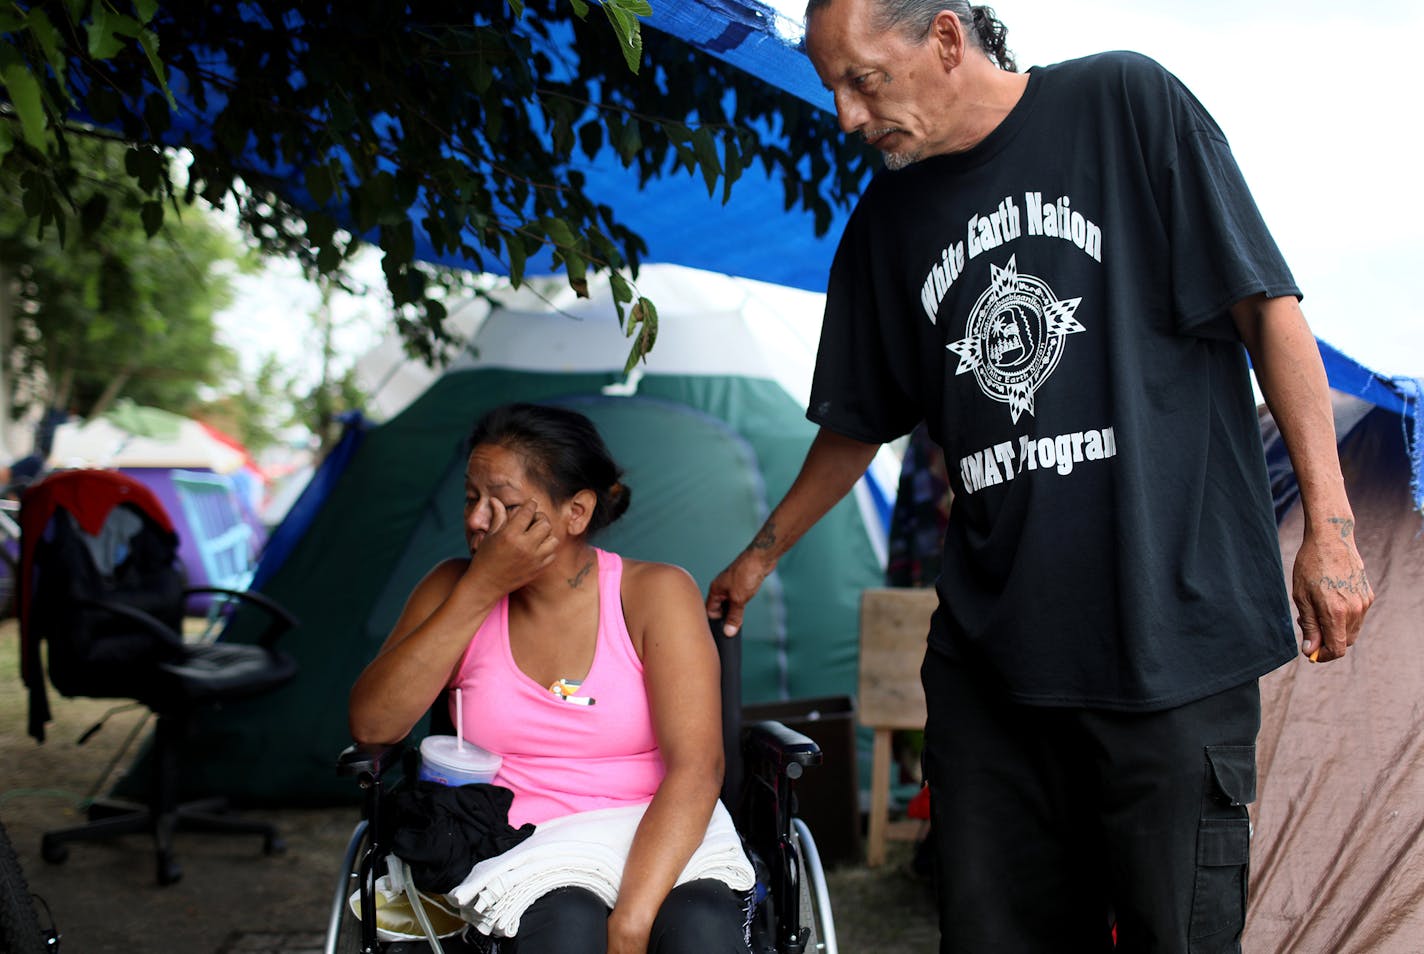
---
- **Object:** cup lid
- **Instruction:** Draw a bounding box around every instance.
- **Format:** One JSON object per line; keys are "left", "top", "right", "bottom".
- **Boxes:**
{"left": 419, "top": 735, "right": 502, "bottom": 772}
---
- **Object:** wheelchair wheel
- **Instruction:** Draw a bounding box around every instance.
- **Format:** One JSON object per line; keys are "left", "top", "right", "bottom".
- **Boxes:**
{"left": 326, "top": 820, "right": 371, "bottom": 954}
{"left": 791, "top": 817, "right": 838, "bottom": 954}
{"left": 0, "top": 818, "right": 49, "bottom": 954}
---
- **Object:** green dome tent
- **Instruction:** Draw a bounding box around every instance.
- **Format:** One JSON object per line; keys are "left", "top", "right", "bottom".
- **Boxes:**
{"left": 154, "top": 265, "right": 890, "bottom": 804}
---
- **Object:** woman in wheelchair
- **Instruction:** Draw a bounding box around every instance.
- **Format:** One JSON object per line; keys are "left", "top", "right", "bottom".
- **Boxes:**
{"left": 349, "top": 403, "right": 751, "bottom": 954}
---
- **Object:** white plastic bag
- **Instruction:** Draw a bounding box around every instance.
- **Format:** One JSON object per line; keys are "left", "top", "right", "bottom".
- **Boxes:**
{"left": 348, "top": 857, "right": 467, "bottom": 946}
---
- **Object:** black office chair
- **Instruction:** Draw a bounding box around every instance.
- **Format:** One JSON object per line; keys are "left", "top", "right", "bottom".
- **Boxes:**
{"left": 326, "top": 621, "right": 838, "bottom": 954}
{"left": 16, "top": 469, "right": 300, "bottom": 886}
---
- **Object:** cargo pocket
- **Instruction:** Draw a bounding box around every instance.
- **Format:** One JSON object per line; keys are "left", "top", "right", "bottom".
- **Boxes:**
{"left": 1188, "top": 744, "right": 1255, "bottom": 952}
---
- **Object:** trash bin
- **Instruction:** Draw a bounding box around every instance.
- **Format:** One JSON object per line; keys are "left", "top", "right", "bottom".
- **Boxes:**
{"left": 742, "top": 695, "right": 860, "bottom": 867}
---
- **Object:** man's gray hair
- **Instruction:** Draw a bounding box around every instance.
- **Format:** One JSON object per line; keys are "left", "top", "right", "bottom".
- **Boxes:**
{"left": 805, "top": 0, "right": 1017, "bottom": 72}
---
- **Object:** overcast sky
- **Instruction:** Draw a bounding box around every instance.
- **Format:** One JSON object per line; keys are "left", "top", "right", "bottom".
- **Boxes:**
{"left": 768, "top": 0, "right": 1424, "bottom": 380}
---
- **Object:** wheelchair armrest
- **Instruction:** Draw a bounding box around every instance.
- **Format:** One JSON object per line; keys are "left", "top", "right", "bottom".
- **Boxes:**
{"left": 183, "top": 586, "right": 300, "bottom": 648}
{"left": 744, "top": 719, "right": 822, "bottom": 781}
{"left": 74, "top": 597, "right": 184, "bottom": 651}
{"left": 337, "top": 739, "right": 409, "bottom": 787}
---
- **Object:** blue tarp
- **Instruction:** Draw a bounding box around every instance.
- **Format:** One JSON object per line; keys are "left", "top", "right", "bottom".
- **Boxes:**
{"left": 250, "top": 412, "right": 368, "bottom": 590}
{"left": 1316, "top": 341, "right": 1423, "bottom": 514}
{"left": 134, "top": 2, "right": 848, "bottom": 295}
{"left": 79, "top": 3, "right": 1424, "bottom": 496}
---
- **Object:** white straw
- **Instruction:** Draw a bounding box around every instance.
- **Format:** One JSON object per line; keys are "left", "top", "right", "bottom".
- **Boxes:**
{"left": 455, "top": 688, "right": 464, "bottom": 751}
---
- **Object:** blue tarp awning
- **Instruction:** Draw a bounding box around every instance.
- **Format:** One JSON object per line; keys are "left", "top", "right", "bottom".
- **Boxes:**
{"left": 1316, "top": 341, "right": 1423, "bottom": 513}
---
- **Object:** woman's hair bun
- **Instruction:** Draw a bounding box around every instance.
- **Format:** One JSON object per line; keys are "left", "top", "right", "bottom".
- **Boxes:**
{"left": 605, "top": 480, "right": 632, "bottom": 524}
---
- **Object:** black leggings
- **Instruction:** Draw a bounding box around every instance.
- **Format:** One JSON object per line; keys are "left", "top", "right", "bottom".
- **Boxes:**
{"left": 502, "top": 879, "right": 750, "bottom": 954}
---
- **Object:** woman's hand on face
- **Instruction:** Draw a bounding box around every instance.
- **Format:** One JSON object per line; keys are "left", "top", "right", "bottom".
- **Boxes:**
{"left": 465, "top": 497, "right": 559, "bottom": 595}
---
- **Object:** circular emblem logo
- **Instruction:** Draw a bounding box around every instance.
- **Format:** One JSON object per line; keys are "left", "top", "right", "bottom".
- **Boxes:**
{"left": 947, "top": 256, "right": 1085, "bottom": 423}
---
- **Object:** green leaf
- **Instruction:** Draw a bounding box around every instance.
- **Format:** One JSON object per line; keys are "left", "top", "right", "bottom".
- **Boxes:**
{"left": 664, "top": 122, "right": 692, "bottom": 145}
{"left": 316, "top": 242, "right": 343, "bottom": 274}
{"left": 577, "top": 119, "right": 603, "bottom": 161}
{"left": 542, "top": 216, "right": 576, "bottom": 252}
{"left": 140, "top": 200, "right": 164, "bottom": 237}
{"left": 506, "top": 231, "right": 528, "bottom": 286}
{"left": 564, "top": 247, "right": 588, "bottom": 297}
{"left": 389, "top": 220, "right": 416, "bottom": 263}
{"left": 424, "top": 298, "right": 447, "bottom": 330}
{"left": 305, "top": 211, "right": 337, "bottom": 247}
{"left": 623, "top": 296, "right": 659, "bottom": 373}
{"left": 80, "top": 192, "right": 111, "bottom": 236}
{"left": 136, "top": 29, "right": 174, "bottom": 106}
{"left": 0, "top": 48, "right": 51, "bottom": 150}
{"left": 357, "top": 171, "right": 402, "bottom": 227}
{"left": 27, "top": 9, "right": 68, "bottom": 86}
{"left": 601, "top": 4, "right": 643, "bottom": 73}
{"left": 133, "top": 0, "right": 159, "bottom": 24}
{"left": 472, "top": 58, "right": 493, "bottom": 95}
{"left": 508, "top": 0, "right": 525, "bottom": 17}
{"left": 567, "top": 0, "right": 590, "bottom": 16}
{"left": 609, "top": 270, "right": 634, "bottom": 305}
{"left": 0, "top": 122, "right": 13, "bottom": 161}
{"left": 304, "top": 163, "right": 334, "bottom": 206}
{"left": 125, "top": 146, "right": 164, "bottom": 192}
{"left": 87, "top": 9, "right": 124, "bottom": 58}
{"left": 106, "top": 12, "right": 143, "bottom": 38}
{"left": 551, "top": 113, "right": 574, "bottom": 156}
{"left": 691, "top": 127, "right": 721, "bottom": 197}
{"left": 20, "top": 171, "right": 44, "bottom": 218}
{"left": 721, "top": 128, "right": 743, "bottom": 204}
{"left": 617, "top": 118, "right": 641, "bottom": 163}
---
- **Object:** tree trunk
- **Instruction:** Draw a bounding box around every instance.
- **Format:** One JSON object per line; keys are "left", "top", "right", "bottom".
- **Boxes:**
{"left": 88, "top": 368, "right": 133, "bottom": 420}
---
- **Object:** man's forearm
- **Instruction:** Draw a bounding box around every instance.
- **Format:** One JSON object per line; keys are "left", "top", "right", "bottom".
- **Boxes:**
{"left": 1232, "top": 294, "right": 1351, "bottom": 527}
{"left": 745, "top": 427, "right": 882, "bottom": 565}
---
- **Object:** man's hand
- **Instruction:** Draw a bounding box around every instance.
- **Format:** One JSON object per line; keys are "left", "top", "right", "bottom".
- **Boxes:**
{"left": 1292, "top": 516, "right": 1372, "bottom": 662}
{"left": 705, "top": 427, "right": 881, "bottom": 637}
{"left": 706, "top": 545, "right": 777, "bottom": 638}
{"left": 1231, "top": 294, "right": 1373, "bottom": 665}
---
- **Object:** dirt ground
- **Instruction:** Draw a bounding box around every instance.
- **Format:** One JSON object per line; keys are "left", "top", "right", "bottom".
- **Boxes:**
{"left": 0, "top": 621, "right": 938, "bottom": 953}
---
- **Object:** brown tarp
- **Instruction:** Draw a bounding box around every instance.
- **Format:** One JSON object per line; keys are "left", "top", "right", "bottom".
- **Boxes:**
{"left": 1248, "top": 405, "right": 1424, "bottom": 952}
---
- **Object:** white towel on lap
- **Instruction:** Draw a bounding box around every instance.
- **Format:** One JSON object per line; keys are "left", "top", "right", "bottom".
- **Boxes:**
{"left": 445, "top": 801, "right": 754, "bottom": 938}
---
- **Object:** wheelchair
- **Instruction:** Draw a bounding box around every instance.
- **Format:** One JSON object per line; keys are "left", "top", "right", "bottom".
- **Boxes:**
{"left": 323, "top": 621, "right": 838, "bottom": 954}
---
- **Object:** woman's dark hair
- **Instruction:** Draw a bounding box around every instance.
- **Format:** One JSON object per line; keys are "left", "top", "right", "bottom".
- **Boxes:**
{"left": 805, "top": 0, "right": 1017, "bottom": 73}
{"left": 467, "top": 403, "right": 631, "bottom": 535}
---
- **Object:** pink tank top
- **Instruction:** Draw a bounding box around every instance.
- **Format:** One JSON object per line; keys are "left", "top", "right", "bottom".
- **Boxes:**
{"left": 449, "top": 548, "right": 665, "bottom": 827}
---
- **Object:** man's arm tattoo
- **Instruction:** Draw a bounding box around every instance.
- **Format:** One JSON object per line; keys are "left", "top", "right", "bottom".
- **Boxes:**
{"left": 750, "top": 521, "right": 777, "bottom": 551}
{"left": 1313, "top": 568, "right": 1372, "bottom": 595}
{"left": 1327, "top": 516, "right": 1355, "bottom": 541}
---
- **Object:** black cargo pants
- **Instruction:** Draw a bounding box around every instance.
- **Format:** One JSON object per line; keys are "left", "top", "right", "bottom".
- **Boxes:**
{"left": 921, "top": 646, "right": 1259, "bottom": 954}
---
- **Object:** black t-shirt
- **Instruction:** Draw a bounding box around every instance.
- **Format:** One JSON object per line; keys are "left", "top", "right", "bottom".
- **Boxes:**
{"left": 809, "top": 52, "right": 1297, "bottom": 710}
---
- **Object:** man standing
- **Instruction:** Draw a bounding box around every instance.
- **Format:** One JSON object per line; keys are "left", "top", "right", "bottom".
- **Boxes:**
{"left": 706, "top": 1, "right": 1373, "bottom": 951}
